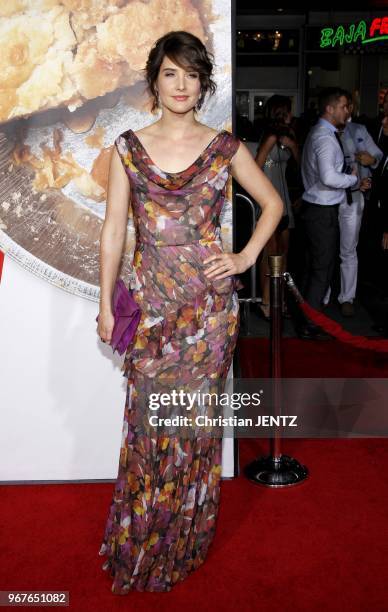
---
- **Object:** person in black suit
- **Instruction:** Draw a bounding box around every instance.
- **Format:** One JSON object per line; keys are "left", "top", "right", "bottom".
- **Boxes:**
{"left": 368, "top": 114, "right": 388, "bottom": 335}
{"left": 376, "top": 91, "right": 388, "bottom": 149}
{"left": 358, "top": 94, "right": 388, "bottom": 303}
{"left": 376, "top": 115, "right": 388, "bottom": 290}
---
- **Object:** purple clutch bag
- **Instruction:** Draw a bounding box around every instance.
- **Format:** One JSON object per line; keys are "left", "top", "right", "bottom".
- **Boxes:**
{"left": 96, "top": 278, "right": 141, "bottom": 355}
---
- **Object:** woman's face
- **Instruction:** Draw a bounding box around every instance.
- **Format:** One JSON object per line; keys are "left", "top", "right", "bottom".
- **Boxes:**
{"left": 275, "top": 107, "right": 292, "bottom": 125}
{"left": 284, "top": 110, "right": 292, "bottom": 125}
{"left": 155, "top": 55, "right": 202, "bottom": 114}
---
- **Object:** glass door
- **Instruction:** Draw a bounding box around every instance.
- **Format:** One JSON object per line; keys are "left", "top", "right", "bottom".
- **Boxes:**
{"left": 236, "top": 89, "right": 298, "bottom": 143}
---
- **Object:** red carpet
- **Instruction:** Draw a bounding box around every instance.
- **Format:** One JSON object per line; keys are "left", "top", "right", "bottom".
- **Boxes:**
{"left": 237, "top": 337, "right": 388, "bottom": 377}
{"left": 1, "top": 339, "right": 388, "bottom": 611}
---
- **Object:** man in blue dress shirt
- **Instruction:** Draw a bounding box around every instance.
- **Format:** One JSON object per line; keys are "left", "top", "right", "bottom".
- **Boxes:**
{"left": 299, "top": 87, "right": 371, "bottom": 339}
{"left": 323, "top": 91, "right": 382, "bottom": 317}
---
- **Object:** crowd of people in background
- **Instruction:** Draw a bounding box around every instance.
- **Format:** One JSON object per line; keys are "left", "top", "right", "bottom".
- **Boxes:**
{"left": 236, "top": 88, "right": 388, "bottom": 338}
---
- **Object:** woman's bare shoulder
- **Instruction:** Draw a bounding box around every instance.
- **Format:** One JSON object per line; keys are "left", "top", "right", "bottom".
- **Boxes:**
{"left": 133, "top": 124, "right": 157, "bottom": 137}
{"left": 199, "top": 125, "right": 219, "bottom": 138}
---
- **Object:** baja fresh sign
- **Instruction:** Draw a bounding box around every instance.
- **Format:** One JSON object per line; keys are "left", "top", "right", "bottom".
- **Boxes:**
{"left": 320, "top": 17, "right": 388, "bottom": 48}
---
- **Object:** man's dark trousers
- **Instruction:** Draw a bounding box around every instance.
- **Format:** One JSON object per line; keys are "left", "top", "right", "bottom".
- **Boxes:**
{"left": 300, "top": 200, "right": 340, "bottom": 310}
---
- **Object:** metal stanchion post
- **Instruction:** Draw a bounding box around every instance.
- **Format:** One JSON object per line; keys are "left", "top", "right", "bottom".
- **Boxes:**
{"left": 244, "top": 255, "right": 309, "bottom": 487}
{"left": 235, "top": 193, "right": 262, "bottom": 335}
{"left": 270, "top": 254, "right": 282, "bottom": 463}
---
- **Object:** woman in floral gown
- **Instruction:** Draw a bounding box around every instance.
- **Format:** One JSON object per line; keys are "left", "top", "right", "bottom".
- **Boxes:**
{"left": 97, "top": 30, "right": 283, "bottom": 593}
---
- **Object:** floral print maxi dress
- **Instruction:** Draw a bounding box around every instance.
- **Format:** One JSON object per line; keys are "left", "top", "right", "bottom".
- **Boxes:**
{"left": 98, "top": 128, "right": 242, "bottom": 593}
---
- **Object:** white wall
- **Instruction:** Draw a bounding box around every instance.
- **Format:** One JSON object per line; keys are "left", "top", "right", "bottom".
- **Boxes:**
{"left": 0, "top": 255, "right": 235, "bottom": 481}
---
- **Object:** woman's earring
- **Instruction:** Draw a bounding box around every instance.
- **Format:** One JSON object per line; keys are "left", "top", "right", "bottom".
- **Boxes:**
{"left": 195, "top": 93, "right": 204, "bottom": 111}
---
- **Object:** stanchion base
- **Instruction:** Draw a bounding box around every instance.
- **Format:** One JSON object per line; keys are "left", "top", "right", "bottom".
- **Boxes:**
{"left": 244, "top": 454, "right": 309, "bottom": 488}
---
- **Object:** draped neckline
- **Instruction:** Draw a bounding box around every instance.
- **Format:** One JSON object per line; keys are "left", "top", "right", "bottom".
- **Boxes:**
{"left": 126, "top": 128, "right": 227, "bottom": 188}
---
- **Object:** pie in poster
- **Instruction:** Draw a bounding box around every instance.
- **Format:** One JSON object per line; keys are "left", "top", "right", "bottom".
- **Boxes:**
{"left": 0, "top": 0, "right": 234, "bottom": 300}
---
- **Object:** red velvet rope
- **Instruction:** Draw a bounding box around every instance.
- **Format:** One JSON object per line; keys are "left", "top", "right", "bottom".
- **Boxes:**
{"left": 300, "top": 301, "right": 388, "bottom": 353}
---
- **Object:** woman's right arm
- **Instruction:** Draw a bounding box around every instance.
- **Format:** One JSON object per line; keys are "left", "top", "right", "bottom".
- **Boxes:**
{"left": 255, "top": 134, "right": 277, "bottom": 169}
{"left": 98, "top": 145, "right": 131, "bottom": 343}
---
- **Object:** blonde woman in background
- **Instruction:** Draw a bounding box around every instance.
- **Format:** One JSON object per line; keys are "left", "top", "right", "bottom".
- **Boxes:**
{"left": 255, "top": 95, "right": 299, "bottom": 320}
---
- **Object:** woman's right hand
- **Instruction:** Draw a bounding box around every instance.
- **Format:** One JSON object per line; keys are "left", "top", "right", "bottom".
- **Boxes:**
{"left": 97, "top": 309, "right": 115, "bottom": 345}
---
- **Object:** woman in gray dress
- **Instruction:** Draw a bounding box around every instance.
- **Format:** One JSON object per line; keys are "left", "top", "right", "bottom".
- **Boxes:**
{"left": 255, "top": 95, "right": 299, "bottom": 319}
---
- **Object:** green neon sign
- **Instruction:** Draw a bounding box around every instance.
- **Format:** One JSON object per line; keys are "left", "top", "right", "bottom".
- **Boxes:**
{"left": 320, "top": 17, "right": 388, "bottom": 48}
